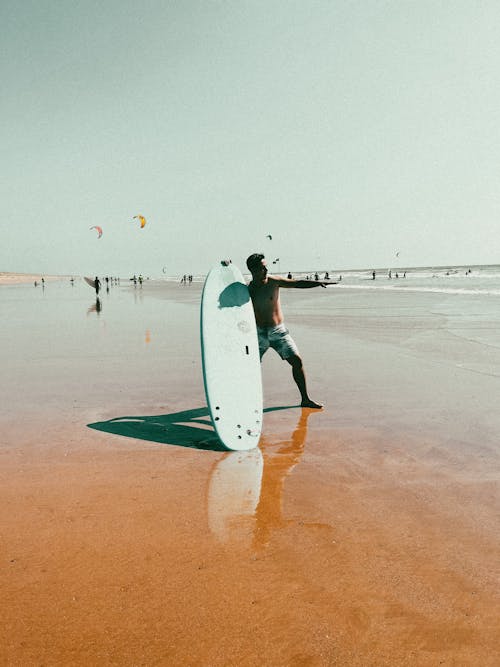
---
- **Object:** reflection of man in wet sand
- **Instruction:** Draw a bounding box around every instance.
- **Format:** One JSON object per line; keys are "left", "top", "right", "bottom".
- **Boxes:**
{"left": 247, "top": 253, "right": 336, "bottom": 408}
{"left": 253, "top": 409, "right": 311, "bottom": 551}
{"left": 86, "top": 298, "right": 102, "bottom": 315}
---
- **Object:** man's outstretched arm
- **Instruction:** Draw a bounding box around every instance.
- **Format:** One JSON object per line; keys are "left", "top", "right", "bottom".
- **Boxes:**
{"left": 275, "top": 277, "right": 337, "bottom": 289}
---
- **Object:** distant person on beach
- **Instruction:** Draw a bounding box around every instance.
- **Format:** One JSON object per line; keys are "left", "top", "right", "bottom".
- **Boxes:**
{"left": 246, "top": 253, "right": 336, "bottom": 409}
{"left": 287, "top": 272, "right": 293, "bottom": 279}
{"left": 94, "top": 276, "right": 101, "bottom": 295}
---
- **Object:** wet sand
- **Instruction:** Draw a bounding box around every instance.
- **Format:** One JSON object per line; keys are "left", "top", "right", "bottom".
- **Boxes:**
{"left": 1, "top": 279, "right": 499, "bottom": 665}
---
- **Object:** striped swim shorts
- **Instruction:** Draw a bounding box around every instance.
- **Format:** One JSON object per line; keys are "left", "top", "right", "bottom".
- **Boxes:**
{"left": 257, "top": 323, "right": 299, "bottom": 360}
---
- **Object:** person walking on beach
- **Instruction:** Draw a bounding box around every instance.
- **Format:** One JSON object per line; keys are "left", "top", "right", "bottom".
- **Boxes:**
{"left": 94, "top": 276, "right": 101, "bottom": 296}
{"left": 246, "top": 253, "right": 336, "bottom": 409}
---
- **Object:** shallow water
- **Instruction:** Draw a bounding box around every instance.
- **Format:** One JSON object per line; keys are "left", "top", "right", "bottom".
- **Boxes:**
{"left": 0, "top": 279, "right": 202, "bottom": 419}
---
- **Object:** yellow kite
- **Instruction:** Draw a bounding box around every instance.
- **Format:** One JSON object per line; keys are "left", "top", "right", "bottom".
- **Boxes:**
{"left": 133, "top": 215, "right": 146, "bottom": 228}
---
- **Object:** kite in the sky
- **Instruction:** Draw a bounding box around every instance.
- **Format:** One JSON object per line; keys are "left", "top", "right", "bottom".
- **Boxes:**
{"left": 90, "top": 226, "right": 103, "bottom": 238}
{"left": 266, "top": 234, "right": 272, "bottom": 240}
{"left": 395, "top": 251, "right": 400, "bottom": 258}
{"left": 133, "top": 215, "right": 147, "bottom": 228}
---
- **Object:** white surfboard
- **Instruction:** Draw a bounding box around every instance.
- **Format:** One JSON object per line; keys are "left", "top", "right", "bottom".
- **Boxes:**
{"left": 201, "top": 261, "right": 263, "bottom": 451}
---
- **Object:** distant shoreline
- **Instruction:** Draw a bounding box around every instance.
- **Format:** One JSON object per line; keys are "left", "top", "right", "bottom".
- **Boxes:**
{"left": 0, "top": 273, "right": 71, "bottom": 286}
{"left": 2, "top": 262, "right": 499, "bottom": 287}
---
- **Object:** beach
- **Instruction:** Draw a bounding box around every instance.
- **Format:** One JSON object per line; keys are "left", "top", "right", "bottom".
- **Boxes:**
{"left": 0, "top": 273, "right": 71, "bottom": 286}
{"left": 1, "top": 275, "right": 499, "bottom": 666}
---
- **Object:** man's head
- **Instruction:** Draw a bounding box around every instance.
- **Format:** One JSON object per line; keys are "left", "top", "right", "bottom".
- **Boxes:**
{"left": 246, "top": 253, "right": 267, "bottom": 279}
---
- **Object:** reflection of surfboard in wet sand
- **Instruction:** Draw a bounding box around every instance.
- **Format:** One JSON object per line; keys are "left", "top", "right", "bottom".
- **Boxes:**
{"left": 201, "top": 261, "right": 263, "bottom": 451}
{"left": 84, "top": 276, "right": 96, "bottom": 289}
{"left": 207, "top": 449, "right": 263, "bottom": 542}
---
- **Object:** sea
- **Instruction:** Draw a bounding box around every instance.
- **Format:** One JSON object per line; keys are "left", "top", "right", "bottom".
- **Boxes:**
{"left": 165, "top": 263, "right": 500, "bottom": 297}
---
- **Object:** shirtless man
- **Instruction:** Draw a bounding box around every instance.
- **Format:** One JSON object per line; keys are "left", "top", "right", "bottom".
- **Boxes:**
{"left": 246, "top": 253, "right": 336, "bottom": 409}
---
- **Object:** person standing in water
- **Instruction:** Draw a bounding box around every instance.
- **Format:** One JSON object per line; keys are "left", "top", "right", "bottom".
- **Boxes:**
{"left": 246, "top": 253, "right": 336, "bottom": 409}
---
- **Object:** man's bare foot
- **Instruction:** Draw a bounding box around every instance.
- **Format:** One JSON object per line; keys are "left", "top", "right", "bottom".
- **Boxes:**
{"left": 301, "top": 398, "right": 323, "bottom": 409}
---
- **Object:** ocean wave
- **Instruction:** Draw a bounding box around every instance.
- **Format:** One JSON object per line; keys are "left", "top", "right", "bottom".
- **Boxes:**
{"left": 335, "top": 284, "right": 500, "bottom": 296}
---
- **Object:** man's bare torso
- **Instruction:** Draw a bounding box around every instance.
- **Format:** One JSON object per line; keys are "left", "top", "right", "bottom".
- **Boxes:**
{"left": 248, "top": 276, "right": 284, "bottom": 327}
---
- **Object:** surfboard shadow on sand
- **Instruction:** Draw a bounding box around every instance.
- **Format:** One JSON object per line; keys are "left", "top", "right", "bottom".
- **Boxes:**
{"left": 87, "top": 406, "right": 299, "bottom": 453}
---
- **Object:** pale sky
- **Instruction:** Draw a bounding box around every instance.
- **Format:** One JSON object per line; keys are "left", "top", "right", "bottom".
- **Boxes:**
{"left": 2, "top": 0, "right": 500, "bottom": 276}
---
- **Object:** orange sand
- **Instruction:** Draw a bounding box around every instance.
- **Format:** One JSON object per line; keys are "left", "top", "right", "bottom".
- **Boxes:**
{"left": 1, "top": 411, "right": 498, "bottom": 666}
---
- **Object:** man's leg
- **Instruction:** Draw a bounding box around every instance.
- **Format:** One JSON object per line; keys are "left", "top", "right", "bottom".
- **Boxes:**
{"left": 286, "top": 355, "right": 323, "bottom": 409}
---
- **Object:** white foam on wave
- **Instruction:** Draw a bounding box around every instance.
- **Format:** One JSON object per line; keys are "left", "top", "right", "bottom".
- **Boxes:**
{"left": 335, "top": 283, "right": 500, "bottom": 296}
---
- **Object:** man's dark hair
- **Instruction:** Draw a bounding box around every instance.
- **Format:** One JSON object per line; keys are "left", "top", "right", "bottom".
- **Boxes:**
{"left": 246, "top": 253, "right": 265, "bottom": 272}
